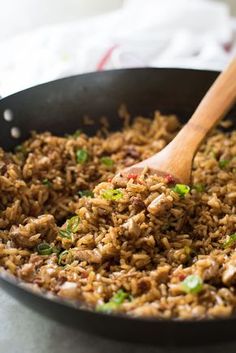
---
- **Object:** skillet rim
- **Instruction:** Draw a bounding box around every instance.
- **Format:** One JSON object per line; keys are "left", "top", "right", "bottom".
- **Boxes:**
{"left": 0, "top": 66, "right": 220, "bottom": 101}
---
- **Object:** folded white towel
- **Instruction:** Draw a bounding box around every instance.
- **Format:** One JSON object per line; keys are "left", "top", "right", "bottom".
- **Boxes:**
{"left": 0, "top": 0, "right": 235, "bottom": 96}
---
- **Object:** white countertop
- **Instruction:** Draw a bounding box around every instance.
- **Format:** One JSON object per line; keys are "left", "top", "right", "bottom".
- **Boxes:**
{"left": 1, "top": 289, "right": 236, "bottom": 353}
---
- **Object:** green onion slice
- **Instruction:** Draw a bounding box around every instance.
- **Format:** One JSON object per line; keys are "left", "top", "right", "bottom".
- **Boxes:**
{"left": 192, "top": 183, "right": 205, "bottom": 193}
{"left": 15, "top": 145, "right": 27, "bottom": 155}
{"left": 65, "top": 130, "right": 81, "bottom": 138}
{"left": 181, "top": 274, "right": 203, "bottom": 294}
{"left": 67, "top": 216, "right": 80, "bottom": 233}
{"left": 52, "top": 246, "right": 61, "bottom": 255}
{"left": 72, "top": 130, "right": 81, "bottom": 138}
{"left": 223, "top": 233, "right": 236, "bottom": 249}
{"left": 96, "top": 289, "right": 130, "bottom": 313}
{"left": 102, "top": 189, "right": 123, "bottom": 201}
{"left": 172, "top": 184, "right": 190, "bottom": 197}
{"left": 112, "top": 289, "right": 130, "bottom": 304}
{"left": 58, "top": 250, "right": 69, "bottom": 265}
{"left": 59, "top": 215, "right": 80, "bottom": 239}
{"left": 78, "top": 190, "right": 94, "bottom": 198}
{"left": 42, "top": 178, "right": 52, "bottom": 187}
{"left": 100, "top": 156, "right": 114, "bottom": 168}
{"left": 59, "top": 230, "right": 72, "bottom": 239}
{"left": 37, "top": 243, "right": 53, "bottom": 255}
{"left": 76, "top": 149, "right": 89, "bottom": 164}
{"left": 219, "top": 159, "right": 230, "bottom": 169}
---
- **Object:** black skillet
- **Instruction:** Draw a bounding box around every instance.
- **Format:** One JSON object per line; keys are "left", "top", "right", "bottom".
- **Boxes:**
{"left": 0, "top": 68, "right": 236, "bottom": 346}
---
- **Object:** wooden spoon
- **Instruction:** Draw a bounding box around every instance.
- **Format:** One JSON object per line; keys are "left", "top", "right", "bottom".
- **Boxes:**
{"left": 122, "top": 58, "right": 236, "bottom": 184}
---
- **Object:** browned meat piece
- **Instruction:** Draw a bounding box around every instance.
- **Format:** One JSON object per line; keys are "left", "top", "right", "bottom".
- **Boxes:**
{"left": 132, "top": 197, "right": 146, "bottom": 212}
{"left": 150, "top": 264, "right": 171, "bottom": 283}
{"left": 18, "top": 263, "right": 34, "bottom": 281}
{"left": 58, "top": 281, "right": 81, "bottom": 299}
{"left": 147, "top": 193, "right": 173, "bottom": 215}
{"left": 124, "top": 157, "right": 136, "bottom": 167}
{"left": 222, "top": 254, "right": 236, "bottom": 285}
{"left": 112, "top": 174, "right": 128, "bottom": 188}
{"left": 123, "top": 218, "right": 141, "bottom": 237}
{"left": 73, "top": 249, "right": 102, "bottom": 264}
{"left": 9, "top": 214, "right": 57, "bottom": 248}
{"left": 124, "top": 146, "right": 140, "bottom": 159}
{"left": 137, "top": 277, "right": 151, "bottom": 294}
{"left": 194, "top": 257, "right": 219, "bottom": 281}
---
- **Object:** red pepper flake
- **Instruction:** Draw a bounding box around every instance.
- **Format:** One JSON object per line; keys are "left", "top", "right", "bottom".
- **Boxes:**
{"left": 127, "top": 173, "right": 138, "bottom": 180}
{"left": 107, "top": 178, "right": 112, "bottom": 182}
{"left": 165, "top": 174, "right": 175, "bottom": 184}
{"left": 179, "top": 273, "right": 186, "bottom": 281}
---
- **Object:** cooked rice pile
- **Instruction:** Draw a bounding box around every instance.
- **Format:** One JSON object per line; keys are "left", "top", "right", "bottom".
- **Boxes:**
{"left": 1, "top": 112, "right": 236, "bottom": 320}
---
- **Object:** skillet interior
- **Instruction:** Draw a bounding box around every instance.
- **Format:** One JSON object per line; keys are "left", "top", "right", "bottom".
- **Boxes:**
{"left": 0, "top": 68, "right": 236, "bottom": 345}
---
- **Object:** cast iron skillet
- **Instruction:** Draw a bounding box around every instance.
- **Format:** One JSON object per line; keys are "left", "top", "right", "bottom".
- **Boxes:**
{"left": 0, "top": 68, "right": 236, "bottom": 346}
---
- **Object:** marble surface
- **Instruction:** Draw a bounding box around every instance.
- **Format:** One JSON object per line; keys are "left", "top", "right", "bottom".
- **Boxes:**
{"left": 1, "top": 289, "right": 236, "bottom": 353}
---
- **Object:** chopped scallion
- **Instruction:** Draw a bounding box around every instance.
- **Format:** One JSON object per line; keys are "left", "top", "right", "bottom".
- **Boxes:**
{"left": 58, "top": 250, "right": 69, "bottom": 265}
{"left": 76, "top": 149, "right": 89, "bottom": 164}
{"left": 37, "top": 243, "right": 53, "bottom": 255}
{"left": 172, "top": 184, "right": 190, "bottom": 197}
{"left": 65, "top": 130, "right": 82, "bottom": 138}
{"left": 96, "top": 302, "right": 117, "bottom": 313}
{"left": 59, "top": 215, "right": 80, "bottom": 239}
{"left": 192, "top": 183, "right": 205, "bottom": 193}
{"left": 72, "top": 130, "right": 81, "bottom": 138}
{"left": 100, "top": 156, "right": 114, "bottom": 168}
{"left": 15, "top": 145, "right": 27, "bottom": 155}
{"left": 52, "top": 246, "right": 61, "bottom": 255}
{"left": 42, "top": 178, "right": 52, "bottom": 187}
{"left": 78, "top": 190, "right": 94, "bottom": 198}
{"left": 112, "top": 289, "right": 130, "bottom": 304}
{"left": 96, "top": 289, "right": 130, "bottom": 313}
{"left": 102, "top": 189, "right": 123, "bottom": 201}
{"left": 67, "top": 215, "right": 80, "bottom": 233}
{"left": 59, "top": 229, "right": 72, "bottom": 239}
{"left": 219, "top": 159, "right": 230, "bottom": 169}
{"left": 181, "top": 275, "right": 203, "bottom": 294}
{"left": 223, "top": 233, "right": 236, "bottom": 249}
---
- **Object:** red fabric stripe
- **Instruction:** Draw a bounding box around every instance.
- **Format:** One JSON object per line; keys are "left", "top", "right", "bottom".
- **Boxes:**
{"left": 96, "top": 45, "right": 118, "bottom": 71}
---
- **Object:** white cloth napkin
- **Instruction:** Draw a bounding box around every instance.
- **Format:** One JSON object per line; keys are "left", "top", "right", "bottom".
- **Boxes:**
{"left": 0, "top": 0, "right": 235, "bottom": 97}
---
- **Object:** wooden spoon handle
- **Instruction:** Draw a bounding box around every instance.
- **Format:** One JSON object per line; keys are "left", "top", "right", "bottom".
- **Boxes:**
{"left": 172, "top": 58, "right": 236, "bottom": 153}
{"left": 123, "top": 58, "right": 236, "bottom": 185}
